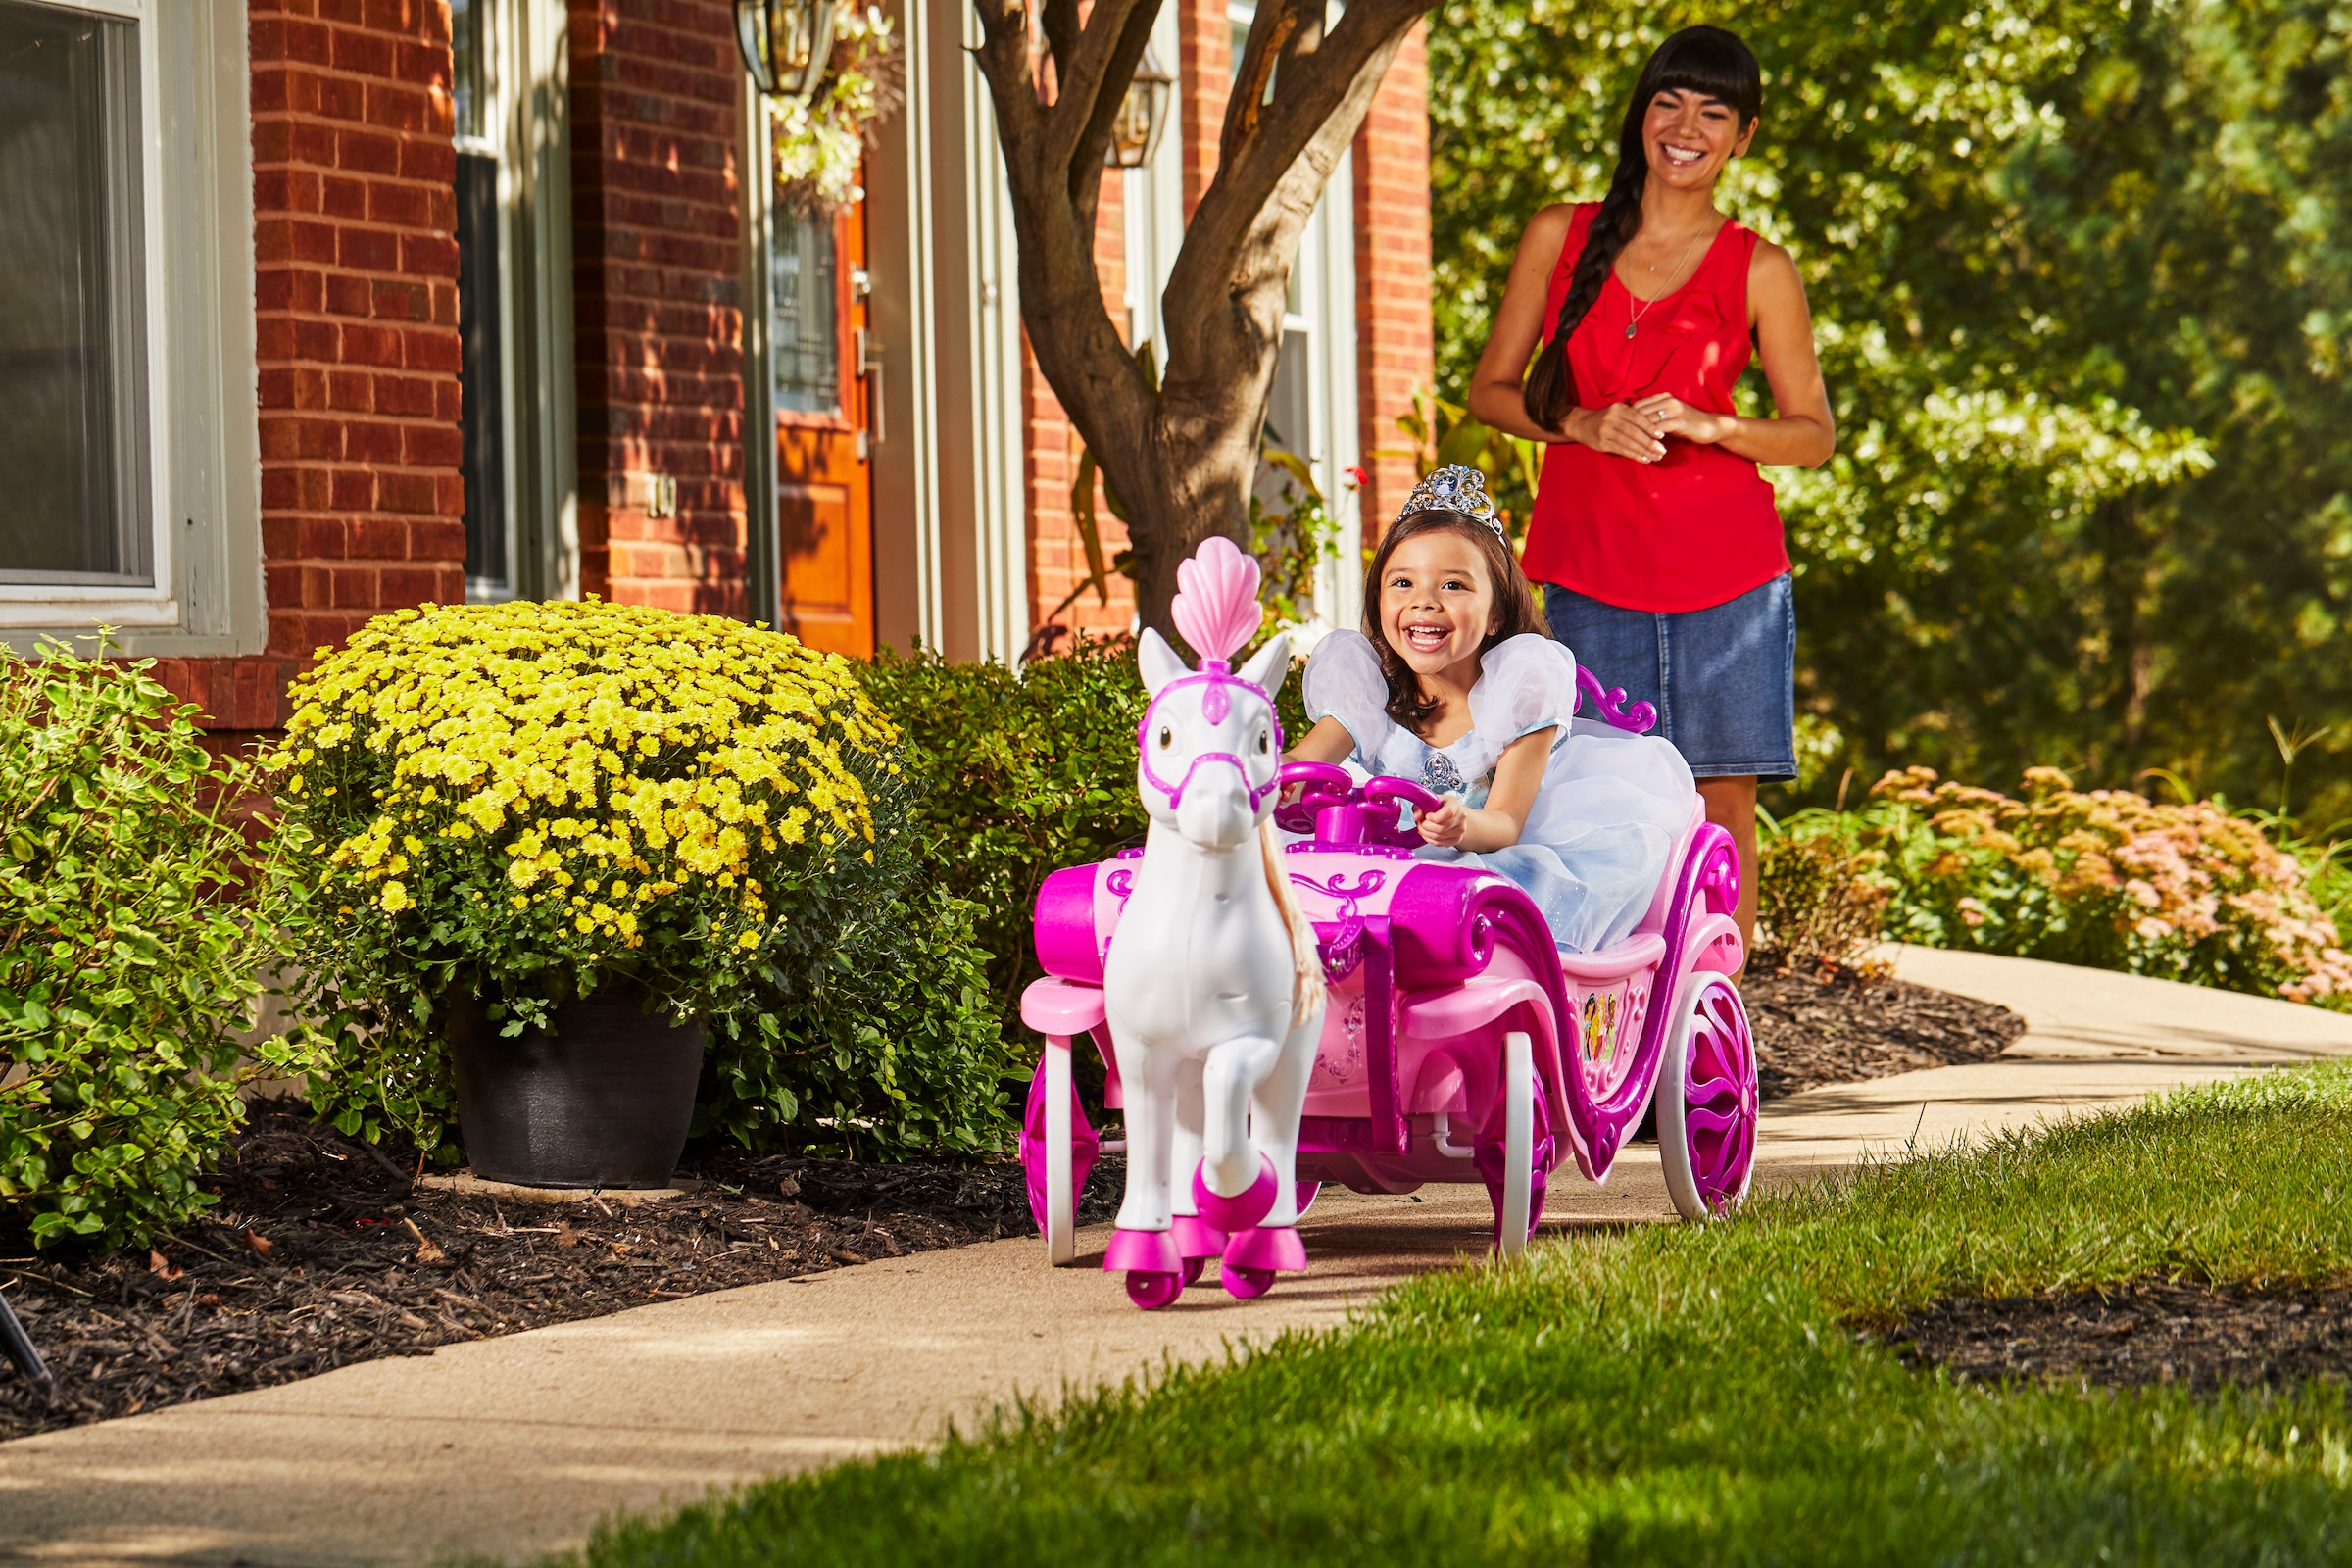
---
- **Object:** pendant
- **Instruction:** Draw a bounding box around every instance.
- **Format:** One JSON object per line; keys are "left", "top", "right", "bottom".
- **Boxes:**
{"left": 1625, "top": 322, "right": 1637, "bottom": 339}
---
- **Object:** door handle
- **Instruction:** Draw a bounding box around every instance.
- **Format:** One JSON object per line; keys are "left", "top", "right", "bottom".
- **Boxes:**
{"left": 855, "top": 330, "right": 886, "bottom": 447}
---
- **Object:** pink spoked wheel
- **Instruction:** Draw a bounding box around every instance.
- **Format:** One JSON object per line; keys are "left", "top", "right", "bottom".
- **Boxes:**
{"left": 1658, "top": 972, "right": 1759, "bottom": 1220}
{"left": 1018, "top": 1050, "right": 1100, "bottom": 1263}
{"left": 1472, "top": 1030, "right": 1554, "bottom": 1257}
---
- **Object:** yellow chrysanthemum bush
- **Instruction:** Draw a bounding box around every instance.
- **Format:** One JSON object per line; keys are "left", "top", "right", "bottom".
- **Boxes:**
{"left": 266, "top": 601, "right": 1013, "bottom": 1160}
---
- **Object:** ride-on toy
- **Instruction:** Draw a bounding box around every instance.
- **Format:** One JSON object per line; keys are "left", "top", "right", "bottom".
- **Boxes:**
{"left": 1018, "top": 573, "right": 1760, "bottom": 1311}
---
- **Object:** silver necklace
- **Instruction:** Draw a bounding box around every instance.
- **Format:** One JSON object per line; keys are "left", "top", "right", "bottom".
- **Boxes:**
{"left": 1623, "top": 226, "right": 1708, "bottom": 339}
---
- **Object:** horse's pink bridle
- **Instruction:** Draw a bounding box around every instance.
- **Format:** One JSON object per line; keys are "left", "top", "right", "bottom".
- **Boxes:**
{"left": 1136, "top": 660, "right": 1287, "bottom": 813}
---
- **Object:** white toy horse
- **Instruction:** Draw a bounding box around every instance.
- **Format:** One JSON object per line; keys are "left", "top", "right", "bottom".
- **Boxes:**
{"left": 1101, "top": 538, "right": 1328, "bottom": 1309}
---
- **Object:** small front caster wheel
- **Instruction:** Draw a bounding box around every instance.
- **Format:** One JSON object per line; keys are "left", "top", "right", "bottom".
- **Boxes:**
{"left": 1180, "top": 1255, "right": 1207, "bottom": 1288}
{"left": 1220, "top": 1264, "right": 1276, "bottom": 1299}
{"left": 1126, "top": 1270, "right": 1184, "bottom": 1310}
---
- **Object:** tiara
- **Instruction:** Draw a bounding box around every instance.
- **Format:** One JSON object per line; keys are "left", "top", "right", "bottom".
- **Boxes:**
{"left": 1396, "top": 464, "right": 1503, "bottom": 538}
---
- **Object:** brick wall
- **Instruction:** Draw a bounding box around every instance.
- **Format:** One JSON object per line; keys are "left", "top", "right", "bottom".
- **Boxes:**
{"left": 1175, "top": 0, "right": 1230, "bottom": 220}
{"left": 1022, "top": 172, "right": 1139, "bottom": 650}
{"left": 566, "top": 0, "right": 749, "bottom": 616}
{"left": 1353, "top": 23, "right": 1435, "bottom": 543}
{"left": 156, "top": 0, "right": 467, "bottom": 731}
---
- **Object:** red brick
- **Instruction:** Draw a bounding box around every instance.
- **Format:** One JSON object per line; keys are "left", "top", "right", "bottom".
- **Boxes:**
{"left": 350, "top": 516, "right": 408, "bottom": 558}
{"left": 330, "top": 468, "right": 375, "bottom": 511}
{"left": 325, "top": 272, "right": 374, "bottom": 316}
{"left": 376, "top": 471, "right": 438, "bottom": 513}
{"left": 337, "top": 224, "right": 400, "bottom": 270}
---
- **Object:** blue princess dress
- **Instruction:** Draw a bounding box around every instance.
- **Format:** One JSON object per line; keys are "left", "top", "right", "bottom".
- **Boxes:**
{"left": 1301, "top": 630, "right": 1696, "bottom": 953}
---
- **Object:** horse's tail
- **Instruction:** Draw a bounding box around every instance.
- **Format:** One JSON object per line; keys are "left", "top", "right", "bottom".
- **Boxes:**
{"left": 1259, "top": 818, "right": 1327, "bottom": 1027}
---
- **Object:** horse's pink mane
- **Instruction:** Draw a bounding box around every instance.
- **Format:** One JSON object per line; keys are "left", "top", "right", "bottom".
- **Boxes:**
{"left": 1170, "top": 538, "right": 1263, "bottom": 665}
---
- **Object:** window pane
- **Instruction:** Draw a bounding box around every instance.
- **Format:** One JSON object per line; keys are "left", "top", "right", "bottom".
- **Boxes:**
{"left": 451, "top": 0, "right": 486, "bottom": 142}
{"left": 1264, "top": 327, "right": 1312, "bottom": 458}
{"left": 0, "top": 1, "right": 149, "bottom": 585}
{"left": 771, "top": 205, "right": 838, "bottom": 415}
{"left": 457, "top": 152, "right": 507, "bottom": 587}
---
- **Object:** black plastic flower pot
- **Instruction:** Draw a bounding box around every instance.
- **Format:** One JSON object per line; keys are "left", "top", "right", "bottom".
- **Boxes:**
{"left": 446, "top": 987, "right": 706, "bottom": 1189}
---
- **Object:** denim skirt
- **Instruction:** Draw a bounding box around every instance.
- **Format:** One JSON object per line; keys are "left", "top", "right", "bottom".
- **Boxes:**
{"left": 1542, "top": 573, "right": 1796, "bottom": 783}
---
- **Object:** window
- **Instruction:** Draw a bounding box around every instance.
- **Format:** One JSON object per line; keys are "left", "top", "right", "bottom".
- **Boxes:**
{"left": 452, "top": 0, "right": 576, "bottom": 605}
{"left": 453, "top": 0, "right": 512, "bottom": 596}
{"left": 771, "top": 207, "right": 839, "bottom": 415}
{"left": 0, "top": 0, "right": 264, "bottom": 652}
{"left": 0, "top": 1, "right": 151, "bottom": 586}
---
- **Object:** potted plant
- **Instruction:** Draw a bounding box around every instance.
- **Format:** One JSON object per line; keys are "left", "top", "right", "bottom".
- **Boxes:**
{"left": 266, "top": 600, "right": 902, "bottom": 1188}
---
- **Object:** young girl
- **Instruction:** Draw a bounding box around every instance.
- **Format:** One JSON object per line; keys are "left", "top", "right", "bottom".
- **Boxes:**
{"left": 1288, "top": 466, "right": 1694, "bottom": 954}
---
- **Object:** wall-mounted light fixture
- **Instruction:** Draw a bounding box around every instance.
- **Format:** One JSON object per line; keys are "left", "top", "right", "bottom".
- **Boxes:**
{"left": 735, "top": 0, "right": 840, "bottom": 98}
{"left": 1106, "top": 45, "right": 1174, "bottom": 168}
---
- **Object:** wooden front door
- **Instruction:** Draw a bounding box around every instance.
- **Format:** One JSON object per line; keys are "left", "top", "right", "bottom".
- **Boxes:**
{"left": 771, "top": 196, "right": 873, "bottom": 655}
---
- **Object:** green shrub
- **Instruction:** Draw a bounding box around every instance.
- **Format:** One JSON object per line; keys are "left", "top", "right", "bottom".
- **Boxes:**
{"left": 1778, "top": 765, "right": 2352, "bottom": 1007}
{"left": 0, "top": 641, "right": 317, "bottom": 1248}
{"left": 1754, "top": 822, "right": 1889, "bottom": 974}
{"left": 855, "top": 637, "right": 1308, "bottom": 1033}
{"left": 268, "top": 602, "right": 1013, "bottom": 1162}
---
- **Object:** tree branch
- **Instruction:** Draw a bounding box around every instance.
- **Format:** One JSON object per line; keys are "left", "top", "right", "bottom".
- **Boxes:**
{"left": 1064, "top": 0, "right": 1163, "bottom": 220}
{"left": 1161, "top": 0, "right": 1427, "bottom": 389}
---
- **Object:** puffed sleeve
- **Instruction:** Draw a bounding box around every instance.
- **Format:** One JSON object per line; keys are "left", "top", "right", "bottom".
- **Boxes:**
{"left": 1301, "top": 629, "right": 1394, "bottom": 764}
{"left": 1470, "top": 633, "right": 1579, "bottom": 749}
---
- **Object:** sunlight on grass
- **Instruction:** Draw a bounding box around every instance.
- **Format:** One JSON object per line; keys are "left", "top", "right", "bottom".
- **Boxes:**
{"left": 563, "top": 1066, "right": 2352, "bottom": 1566}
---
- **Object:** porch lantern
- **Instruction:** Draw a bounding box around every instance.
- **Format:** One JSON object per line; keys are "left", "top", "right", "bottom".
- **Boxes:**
{"left": 1106, "top": 45, "right": 1174, "bottom": 168}
{"left": 735, "top": 0, "right": 840, "bottom": 99}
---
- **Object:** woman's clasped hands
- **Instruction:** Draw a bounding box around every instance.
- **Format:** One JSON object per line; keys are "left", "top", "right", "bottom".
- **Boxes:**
{"left": 1581, "top": 394, "right": 1740, "bottom": 465}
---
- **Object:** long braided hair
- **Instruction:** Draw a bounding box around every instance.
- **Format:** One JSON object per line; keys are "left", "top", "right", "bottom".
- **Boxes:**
{"left": 1521, "top": 26, "right": 1763, "bottom": 434}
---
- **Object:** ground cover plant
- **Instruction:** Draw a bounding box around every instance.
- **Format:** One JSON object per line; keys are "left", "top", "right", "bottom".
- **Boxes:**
{"left": 267, "top": 601, "right": 1011, "bottom": 1162}
{"left": 0, "top": 640, "right": 318, "bottom": 1250}
{"left": 1768, "top": 767, "right": 2352, "bottom": 1010}
{"left": 570, "top": 1064, "right": 2352, "bottom": 1567}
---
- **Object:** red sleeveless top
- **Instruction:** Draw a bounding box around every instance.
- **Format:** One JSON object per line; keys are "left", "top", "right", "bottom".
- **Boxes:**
{"left": 1520, "top": 203, "right": 1788, "bottom": 612}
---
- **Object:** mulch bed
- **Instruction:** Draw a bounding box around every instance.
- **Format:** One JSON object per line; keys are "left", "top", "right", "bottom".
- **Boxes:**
{"left": 1877, "top": 1279, "right": 2352, "bottom": 1392}
{"left": 0, "top": 967, "right": 2019, "bottom": 1440}
{"left": 0, "top": 1105, "right": 1125, "bottom": 1442}
{"left": 1742, "top": 959, "right": 2028, "bottom": 1099}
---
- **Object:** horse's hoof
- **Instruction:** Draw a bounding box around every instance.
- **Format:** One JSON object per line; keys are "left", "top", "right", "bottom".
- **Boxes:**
{"left": 1220, "top": 1263, "right": 1276, "bottom": 1299}
{"left": 1172, "top": 1212, "right": 1228, "bottom": 1263}
{"left": 1222, "top": 1224, "right": 1308, "bottom": 1276}
{"left": 1126, "top": 1270, "right": 1183, "bottom": 1309}
{"left": 1102, "top": 1227, "right": 1180, "bottom": 1276}
{"left": 1192, "top": 1153, "right": 1279, "bottom": 1232}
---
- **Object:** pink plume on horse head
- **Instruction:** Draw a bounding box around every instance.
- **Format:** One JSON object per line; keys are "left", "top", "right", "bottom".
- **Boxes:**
{"left": 1170, "top": 537, "right": 1264, "bottom": 665}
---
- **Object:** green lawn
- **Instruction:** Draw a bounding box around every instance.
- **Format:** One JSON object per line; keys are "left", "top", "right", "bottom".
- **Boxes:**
{"left": 565, "top": 1067, "right": 2352, "bottom": 1566}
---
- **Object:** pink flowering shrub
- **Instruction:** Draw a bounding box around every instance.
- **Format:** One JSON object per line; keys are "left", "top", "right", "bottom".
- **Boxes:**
{"left": 1833, "top": 766, "right": 2352, "bottom": 1009}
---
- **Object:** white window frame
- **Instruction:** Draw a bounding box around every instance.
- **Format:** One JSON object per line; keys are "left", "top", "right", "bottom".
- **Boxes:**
{"left": 1, "top": 0, "right": 262, "bottom": 653}
{"left": 1222, "top": 0, "right": 1363, "bottom": 633}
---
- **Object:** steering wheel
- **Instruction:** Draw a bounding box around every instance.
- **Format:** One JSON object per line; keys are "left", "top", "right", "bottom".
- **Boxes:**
{"left": 1362, "top": 775, "right": 1443, "bottom": 849}
{"left": 1272, "top": 764, "right": 1445, "bottom": 848}
{"left": 1273, "top": 760, "right": 1354, "bottom": 835}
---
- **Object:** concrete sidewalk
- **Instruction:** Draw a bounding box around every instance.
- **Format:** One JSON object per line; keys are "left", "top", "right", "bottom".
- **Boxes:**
{"left": 5, "top": 948, "right": 2349, "bottom": 1567}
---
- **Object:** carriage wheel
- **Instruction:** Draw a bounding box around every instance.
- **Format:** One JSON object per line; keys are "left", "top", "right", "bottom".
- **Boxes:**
{"left": 1018, "top": 1040, "right": 1099, "bottom": 1264}
{"left": 1658, "top": 973, "right": 1759, "bottom": 1221}
{"left": 1476, "top": 1031, "right": 1552, "bottom": 1258}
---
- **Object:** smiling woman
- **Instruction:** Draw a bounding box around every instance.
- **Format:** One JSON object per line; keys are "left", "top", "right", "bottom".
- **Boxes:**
{"left": 1465, "top": 25, "right": 1836, "bottom": 965}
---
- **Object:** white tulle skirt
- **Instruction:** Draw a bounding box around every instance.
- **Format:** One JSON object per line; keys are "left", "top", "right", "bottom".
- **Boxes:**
{"left": 1418, "top": 818, "right": 1670, "bottom": 955}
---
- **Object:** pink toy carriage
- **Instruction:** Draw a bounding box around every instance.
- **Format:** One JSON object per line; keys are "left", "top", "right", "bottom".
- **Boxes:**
{"left": 1016, "top": 665, "right": 1760, "bottom": 1286}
